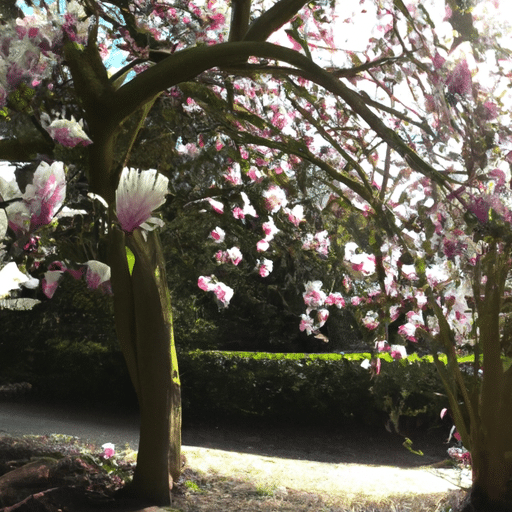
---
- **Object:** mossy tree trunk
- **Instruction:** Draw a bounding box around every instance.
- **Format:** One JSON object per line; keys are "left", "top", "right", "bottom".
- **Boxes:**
{"left": 109, "top": 227, "right": 181, "bottom": 505}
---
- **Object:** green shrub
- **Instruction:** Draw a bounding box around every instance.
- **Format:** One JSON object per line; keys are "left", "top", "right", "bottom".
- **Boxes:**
{"left": 179, "top": 351, "right": 439, "bottom": 427}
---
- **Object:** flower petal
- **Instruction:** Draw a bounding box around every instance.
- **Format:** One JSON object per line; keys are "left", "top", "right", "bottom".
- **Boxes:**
{"left": 116, "top": 168, "right": 168, "bottom": 233}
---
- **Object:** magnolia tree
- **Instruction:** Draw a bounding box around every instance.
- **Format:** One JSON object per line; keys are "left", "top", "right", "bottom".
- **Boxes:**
{"left": 1, "top": 0, "right": 512, "bottom": 509}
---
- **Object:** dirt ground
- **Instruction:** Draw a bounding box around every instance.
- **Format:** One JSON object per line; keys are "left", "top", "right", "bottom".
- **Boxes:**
{"left": 0, "top": 413, "right": 470, "bottom": 512}
{"left": 182, "top": 416, "right": 450, "bottom": 467}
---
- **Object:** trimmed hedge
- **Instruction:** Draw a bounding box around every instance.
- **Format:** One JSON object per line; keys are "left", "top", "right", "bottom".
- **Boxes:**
{"left": 178, "top": 350, "right": 456, "bottom": 428}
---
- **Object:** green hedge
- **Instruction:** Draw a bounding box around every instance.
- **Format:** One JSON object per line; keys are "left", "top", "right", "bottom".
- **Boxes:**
{"left": 2, "top": 332, "right": 465, "bottom": 430}
{"left": 178, "top": 350, "right": 454, "bottom": 428}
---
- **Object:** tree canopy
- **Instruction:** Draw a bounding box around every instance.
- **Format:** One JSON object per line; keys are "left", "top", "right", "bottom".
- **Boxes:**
{"left": 2, "top": 0, "right": 512, "bottom": 508}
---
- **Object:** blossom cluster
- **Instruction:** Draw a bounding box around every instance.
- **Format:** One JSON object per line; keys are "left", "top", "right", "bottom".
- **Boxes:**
{"left": 116, "top": 0, "right": 227, "bottom": 59}
{"left": 0, "top": 1, "right": 89, "bottom": 108}
{"left": 302, "top": 230, "right": 330, "bottom": 256}
{"left": 1, "top": 161, "right": 66, "bottom": 235}
{"left": 299, "top": 280, "right": 345, "bottom": 335}
{"left": 197, "top": 275, "right": 234, "bottom": 307}
{"left": 42, "top": 259, "right": 112, "bottom": 299}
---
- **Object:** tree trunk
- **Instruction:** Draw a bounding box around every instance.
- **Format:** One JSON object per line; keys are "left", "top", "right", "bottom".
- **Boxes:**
{"left": 109, "top": 227, "right": 181, "bottom": 506}
{"left": 464, "top": 250, "right": 512, "bottom": 511}
{"left": 467, "top": 443, "right": 512, "bottom": 512}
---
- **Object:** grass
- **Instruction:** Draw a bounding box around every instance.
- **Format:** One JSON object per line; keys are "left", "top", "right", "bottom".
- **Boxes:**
{"left": 0, "top": 434, "right": 467, "bottom": 512}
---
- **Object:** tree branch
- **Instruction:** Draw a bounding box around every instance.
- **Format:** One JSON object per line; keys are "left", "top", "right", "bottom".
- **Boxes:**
{"left": 114, "top": 41, "right": 450, "bottom": 191}
{"left": 243, "top": 0, "right": 310, "bottom": 42}
{"left": 228, "top": 0, "right": 252, "bottom": 42}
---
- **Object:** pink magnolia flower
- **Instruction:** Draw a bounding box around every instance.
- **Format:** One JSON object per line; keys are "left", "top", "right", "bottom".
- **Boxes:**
{"left": 284, "top": 205, "right": 305, "bottom": 226}
{"left": 0, "top": 262, "right": 37, "bottom": 298}
{"left": 482, "top": 101, "right": 499, "bottom": 120}
{"left": 443, "top": 233, "right": 468, "bottom": 259}
{"left": 303, "top": 281, "right": 326, "bottom": 308}
{"left": 223, "top": 164, "right": 242, "bottom": 185}
{"left": 115, "top": 168, "right": 168, "bottom": 234}
{"left": 325, "top": 292, "right": 345, "bottom": 308}
{"left": 241, "top": 192, "right": 257, "bottom": 217}
{"left": 206, "top": 198, "right": 224, "bottom": 214}
{"left": 376, "top": 340, "right": 391, "bottom": 352}
{"left": 299, "top": 314, "right": 315, "bottom": 335}
{"left": 7, "top": 161, "right": 66, "bottom": 234}
{"left": 85, "top": 260, "right": 111, "bottom": 293}
{"left": 27, "top": 161, "right": 66, "bottom": 228}
{"left": 489, "top": 168, "right": 506, "bottom": 189}
{"left": 317, "top": 309, "right": 329, "bottom": 328}
{"left": 233, "top": 193, "right": 257, "bottom": 220}
{"left": 432, "top": 52, "right": 446, "bottom": 69}
{"left": 257, "top": 258, "right": 273, "bottom": 277}
{"left": 42, "top": 260, "right": 111, "bottom": 298}
{"left": 210, "top": 227, "right": 225, "bottom": 243}
{"left": 247, "top": 167, "right": 264, "bottom": 182}
{"left": 390, "top": 344, "right": 407, "bottom": 360}
{"left": 213, "top": 282, "right": 234, "bottom": 307}
{"left": 198, "top": 275, "right": 213, "bottom": 291}
{"left": 226, "top": 247, "right": 243, "bottom": 265}
{"left": 42, "top": 269, "right": 65, "bottom": 299}
{"left": 360, "top": 359, "right": 371, "bottom": 370}
{"left": 198, "top": 276, "right": 234, "bottom": 307}
{"left": 42, "top": 115, "right": 92, "bottom": 147}
{"left": 101, "top": 443, "right": 115, "bottom": 459}
{"left": 232, "top": 207, "right": 244, "bottom": 219}
{"left": 302, "top": 231, "right": 330, "bottom": 256}
{"left": 262, "top": 217, "right": 279, "bottom": 240}
{"left": 362, "top": 315, "right": 379, "bottom": 330}
{"left": 214, "top": 250, "right": 228, "bottom": 264}
{"left": 398, "top": 322, "right": 417, "bottom": 342}
{"left": 349, "top": 253, "right": 376, "bottom": 275}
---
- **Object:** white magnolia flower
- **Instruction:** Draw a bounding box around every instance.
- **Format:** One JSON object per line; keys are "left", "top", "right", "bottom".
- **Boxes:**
{"left": 0, "top": 173, "right": 22, "bottom": 202}
{"left": 263, "top": 185, "right": 287, "bottom": 213}
{"left": 241, "top": 192, "right": 257, "bottom": 217}
{"left": 360, "top": 359, "right": 371, "bottom": 370}
{"left": 0, "top": 262, "right": 33, "bottom": 298}
{"left": 116, "top": 168, "right": 168, "bottom": 234}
